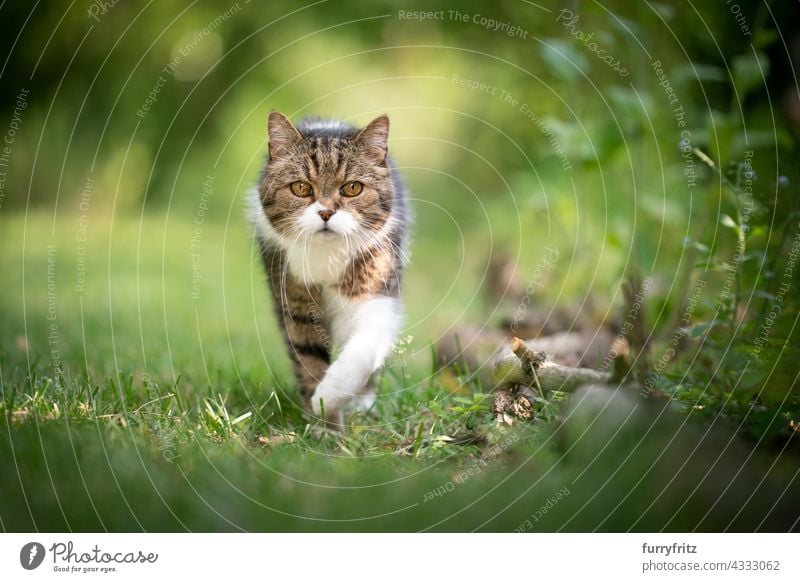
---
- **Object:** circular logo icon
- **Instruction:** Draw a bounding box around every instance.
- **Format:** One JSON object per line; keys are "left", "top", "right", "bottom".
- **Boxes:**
{"left": 20, "top": 542, "right": 45, "bottom": 570}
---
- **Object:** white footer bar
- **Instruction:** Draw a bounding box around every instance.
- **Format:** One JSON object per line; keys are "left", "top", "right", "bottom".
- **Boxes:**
{"left": 0, "top": 533, "right": 795, "bottom": 580}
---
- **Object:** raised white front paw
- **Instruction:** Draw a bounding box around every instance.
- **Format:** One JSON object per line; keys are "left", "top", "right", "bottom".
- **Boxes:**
{"left": 310, "top": 390, "right": 326, "bottom": 416}
{"left": 311, "top": 384, "right": 346, "bottom": 430}
{"left": 311, "top": 382, "right": 348, "bottom": 417}
{"left": 348, "top": 387, "right": 376, "bottom": 413}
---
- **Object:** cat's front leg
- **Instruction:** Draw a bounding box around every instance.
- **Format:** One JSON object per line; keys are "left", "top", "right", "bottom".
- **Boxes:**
{"left": 311, "top": 296, "right": 401, "bottom": 422}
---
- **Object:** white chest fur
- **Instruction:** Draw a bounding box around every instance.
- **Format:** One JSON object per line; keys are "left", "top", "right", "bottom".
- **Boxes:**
{"left": 284, "top": 236, "right": 350, "bottom": 286}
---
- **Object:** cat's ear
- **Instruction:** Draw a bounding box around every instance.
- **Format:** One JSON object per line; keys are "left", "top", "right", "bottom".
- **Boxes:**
{"left": 268, "top": 111, "right": 302, "bottom": 160}
{"left": 356, "top": 114, "right": 389, "bottom": 164}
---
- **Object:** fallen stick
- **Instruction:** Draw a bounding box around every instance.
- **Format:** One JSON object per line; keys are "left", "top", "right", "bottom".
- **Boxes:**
{"left": 494, "top": 337, "right": 613, "bottom": 392}
{"left": 436, "top": 327, "right": 620, "bottom": 387}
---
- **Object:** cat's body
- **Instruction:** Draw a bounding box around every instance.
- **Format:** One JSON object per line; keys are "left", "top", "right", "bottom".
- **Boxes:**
{"left": 248, "top": 112, "right": 409, "bottom": 427}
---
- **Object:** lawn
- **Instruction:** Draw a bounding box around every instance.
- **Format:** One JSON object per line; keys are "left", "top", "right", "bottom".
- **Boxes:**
{"left": 1, "top": 211, "right": 797, "bottom": 532}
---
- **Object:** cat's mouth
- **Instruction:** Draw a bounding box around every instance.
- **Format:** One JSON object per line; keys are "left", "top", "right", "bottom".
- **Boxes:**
{"left": 316, "top": 225, "right": 338, "bottom": 236}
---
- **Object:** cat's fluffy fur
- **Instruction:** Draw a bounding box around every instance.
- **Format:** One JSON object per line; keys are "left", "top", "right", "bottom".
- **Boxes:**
{"left": 248, "top": 112, "right": 409, "bottom": 427}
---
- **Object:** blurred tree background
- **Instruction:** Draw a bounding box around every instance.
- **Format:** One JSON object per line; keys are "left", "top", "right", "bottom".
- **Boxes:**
{"left": 2, "top": 0, "right": 798, "bottom": 289}
{"left": 1, "top": 0, "right": 799, "bottom": 531}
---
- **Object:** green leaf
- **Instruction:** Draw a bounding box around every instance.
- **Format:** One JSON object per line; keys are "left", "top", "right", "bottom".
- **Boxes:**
{"left": 452, "top": 397, "right": 475, "bottom": 405}
{"left": 675, "top": 63, "right": 726, "bottom": 84}
{"left": 539, "top": 39, "right": 589, "bottom": 82}
{"left": 685, "top": 320, "right": 721, "bottom": 339}
{"left": 754, "top": 28, "right": 778, "bottom": 51}
{"left": 732, "top": 51, "right": 770, "bottom": 99}
{"left": 752, "top": 290, "right": 776, "bottom": 301}
{"left": 720, "top": 214, "right": 738, "bottom": 229}
{"left": 740, "top": 251, "right": 765, "bottom": 264}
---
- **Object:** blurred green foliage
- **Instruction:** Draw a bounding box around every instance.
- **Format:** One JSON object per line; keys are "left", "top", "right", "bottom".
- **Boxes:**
{"left": 2, "top": 0, "right": 800, "bottom": 531}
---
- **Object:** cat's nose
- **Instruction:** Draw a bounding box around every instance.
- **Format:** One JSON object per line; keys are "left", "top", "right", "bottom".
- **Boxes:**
{"left": 318, "top": 209, "right": 335, "bottom": 222}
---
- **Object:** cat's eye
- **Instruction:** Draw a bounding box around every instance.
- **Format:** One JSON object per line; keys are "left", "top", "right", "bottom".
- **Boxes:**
{"left": 340, "top": 181, "right": 363, "bottom": 197}
{"left": 290, "top": 181, "right": 313, "bottom": 197}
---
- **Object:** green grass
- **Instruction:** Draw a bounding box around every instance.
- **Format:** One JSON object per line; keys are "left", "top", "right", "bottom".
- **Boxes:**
{"left": 1, "top": 211, "right": 798, "bottom": 532}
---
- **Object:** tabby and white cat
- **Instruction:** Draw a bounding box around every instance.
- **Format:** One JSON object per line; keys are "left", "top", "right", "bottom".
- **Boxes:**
{"left": 248, "top": 112, "right": 409, "bottom": 427}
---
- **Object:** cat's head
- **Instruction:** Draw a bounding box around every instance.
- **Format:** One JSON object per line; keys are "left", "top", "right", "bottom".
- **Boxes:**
{"left": 259, "top": 112, "right": 395, "bottom": 243}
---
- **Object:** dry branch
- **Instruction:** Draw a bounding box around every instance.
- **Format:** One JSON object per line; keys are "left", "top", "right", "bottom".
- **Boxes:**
{"left": 494, "top": 336, "right": 613, "bottom": 393}
{"left": 435, "top": 327, "right": 620, "bottom": 387}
